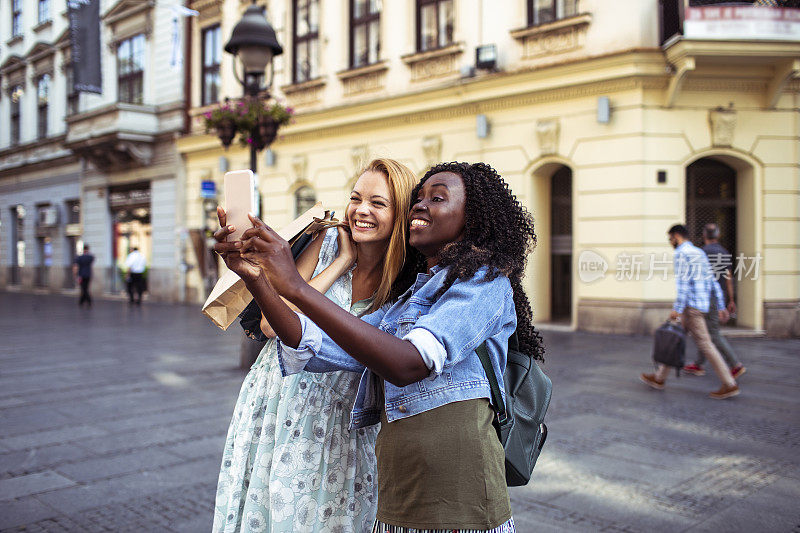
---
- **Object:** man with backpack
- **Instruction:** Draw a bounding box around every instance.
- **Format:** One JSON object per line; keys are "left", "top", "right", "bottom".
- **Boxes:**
{"left": 640, "top": 224, "right": 741, "bottom": 399}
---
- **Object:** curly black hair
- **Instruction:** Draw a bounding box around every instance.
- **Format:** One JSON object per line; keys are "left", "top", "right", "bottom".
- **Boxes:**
{"left": 398, "top": 161, "right": 545, "bottom": 361}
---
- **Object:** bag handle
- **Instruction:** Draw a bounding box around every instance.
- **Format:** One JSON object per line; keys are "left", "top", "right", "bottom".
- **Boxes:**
{"left": 476, "top": 342, "right": 508, "bottom": 425}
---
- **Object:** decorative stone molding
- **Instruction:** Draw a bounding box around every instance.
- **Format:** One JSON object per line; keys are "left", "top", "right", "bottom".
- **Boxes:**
{"left": 402, "top": 43, "right": 464, "bottom": 82}
{"left": 279, "top": 77, "right": 653, "bottom": 145}
{"left": 281, "top": 78, "right": 326, "bottom": 108}
{"left": 337, "top": 62, "right": 388, "bottom": 97}
{"left": 510, "top": 14, "right": 591, "bottom": 60}
{"left": 709, "top": 106, "right": 737, "bottom": 147}
{"left": 27, "top": 43, "right": 55, "bottom": 78}
{"left": 421, "top": 135, "right": 442, "bottom": 168}
{"left": 292, "top": 154, "right": 307, "bottom": 181}
{"left": 1, "top": 55, "right": 27, "bottom": 87}
{"left": 33, "top": 20, "right": 53, "bottom": 33}
{"left": 104, "top": 0, "right": 154, "bottom": 47}
{"left": 6, "top": 35, "right": 23, "bottom": 47}
{"left": 536, "top": 119, "right": 560, "bottom": 156}
{"left": 55, "top": 28, "right": 71, "bottom": 51}
{"left": 192, "top": 0, "right": 223, "bottom": 23}
{"left": 351, "top": 145, "right": 368, "bottom": 172}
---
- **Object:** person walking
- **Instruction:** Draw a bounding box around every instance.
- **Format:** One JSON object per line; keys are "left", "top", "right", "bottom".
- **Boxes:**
{"left": 641, "top": 224, "right": 740, "bottom": 399}
{"left": 124, "top": 247, "right": 147, "bottom": 305}
{"left": 72, "top": 245, "right": 95, "bottom": 307}
{"left": 683, "top": 223, "right": 746, "bottom": 378}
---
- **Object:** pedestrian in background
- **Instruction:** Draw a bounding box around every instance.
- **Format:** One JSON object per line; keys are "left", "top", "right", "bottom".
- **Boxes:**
{"left": 683, "top": 223, "right": 746, "bottom": 378}
{"left": 72, "top": 244, "right": 94, "bottom": 307}
{"left": 124, "top": 247, "right": 147, "bottom": 305}
{"left": 641, "top": 224, "right": 740, "bottom": 399}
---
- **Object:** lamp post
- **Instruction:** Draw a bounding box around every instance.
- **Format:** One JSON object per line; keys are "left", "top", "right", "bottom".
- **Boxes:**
{"left": 223, "top": 3, "right": 283, "bottom": 179}
{"left": 222, "top": 4, "right": 283, "bottom": 369}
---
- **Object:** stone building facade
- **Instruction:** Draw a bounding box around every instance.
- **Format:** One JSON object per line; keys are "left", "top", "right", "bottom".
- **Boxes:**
{"left": 0, "top": 0, "right": 189, "bottom": 301}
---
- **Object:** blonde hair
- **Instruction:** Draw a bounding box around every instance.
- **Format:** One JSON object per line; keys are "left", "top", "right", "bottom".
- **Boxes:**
{"left": 352, "top": 158, "right": 417, "bottom": 311}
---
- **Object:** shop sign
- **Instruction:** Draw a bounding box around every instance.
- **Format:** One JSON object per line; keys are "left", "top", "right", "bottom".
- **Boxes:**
{"left": 684, "top": 6, "right": 800, "bottom": 41}
{"left": 200, "top": 180, "right": 217, "bottom": 199}
{"left": 109, "top": 188, "right": 151, "bottom": 208}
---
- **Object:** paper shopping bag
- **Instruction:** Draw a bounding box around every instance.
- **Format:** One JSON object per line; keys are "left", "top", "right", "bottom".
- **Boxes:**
{"left": 201, "top": 201, "right": 328, "bottom": 330}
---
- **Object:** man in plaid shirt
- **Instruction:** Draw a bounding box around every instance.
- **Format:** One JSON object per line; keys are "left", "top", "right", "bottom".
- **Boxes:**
{"left": 641, "top": 224, "right": 740, "bottom": 399}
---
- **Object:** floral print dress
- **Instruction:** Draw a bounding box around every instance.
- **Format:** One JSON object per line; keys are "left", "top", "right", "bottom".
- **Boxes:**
{"left": 213, "top": 228, "right": 378, "bottom": 533}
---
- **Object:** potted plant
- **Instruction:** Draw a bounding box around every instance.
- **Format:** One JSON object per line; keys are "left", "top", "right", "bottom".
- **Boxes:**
{"left": 203, "top": 97, "right": 294, "bottom": 150}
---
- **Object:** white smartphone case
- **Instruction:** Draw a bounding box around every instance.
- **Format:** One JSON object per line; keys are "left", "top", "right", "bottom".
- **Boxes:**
{"left": 223, "top": 170, "right": 255, "bottom": 241}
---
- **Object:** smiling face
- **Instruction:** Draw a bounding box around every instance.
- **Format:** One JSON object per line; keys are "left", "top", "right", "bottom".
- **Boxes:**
{"left": 409, "top": 171, "right": 467, "bottom": 264}
{"left": 346, "top": 170, "right": 395, "bottom": 245}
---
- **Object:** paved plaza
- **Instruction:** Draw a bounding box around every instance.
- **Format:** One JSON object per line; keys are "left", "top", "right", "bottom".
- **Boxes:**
{"left": 0, "top": 291, "right": 798, "bottom": 532}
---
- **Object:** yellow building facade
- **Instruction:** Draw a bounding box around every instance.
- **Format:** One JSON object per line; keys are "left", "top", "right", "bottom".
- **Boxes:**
{"left": 178, "top": 0, "right": 800, "bottom": 336}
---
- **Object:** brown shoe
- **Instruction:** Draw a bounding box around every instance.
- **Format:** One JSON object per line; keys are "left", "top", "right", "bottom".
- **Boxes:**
{"left": 731, "top": 364, "right": 747, "bottom": 379}
{"left": 709, "top": 383, "right": 740, "bottom": 399}
{"left": 640, "top": 373, "right": 665, "bottom": 390}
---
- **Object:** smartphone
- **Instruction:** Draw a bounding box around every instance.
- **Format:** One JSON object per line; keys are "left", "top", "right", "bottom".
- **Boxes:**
{"left": 223, "top": 169, "right": 255, "bottom": 242}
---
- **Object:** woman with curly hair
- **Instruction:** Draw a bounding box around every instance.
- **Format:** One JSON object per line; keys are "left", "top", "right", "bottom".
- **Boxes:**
{"left": 217, "top": 161, "right": 544, "bottom": 532}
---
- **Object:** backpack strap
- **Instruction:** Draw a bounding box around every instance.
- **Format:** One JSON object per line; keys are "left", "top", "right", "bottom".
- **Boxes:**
{"left": 476, "top": 342, "right": 508, "bottom": 425}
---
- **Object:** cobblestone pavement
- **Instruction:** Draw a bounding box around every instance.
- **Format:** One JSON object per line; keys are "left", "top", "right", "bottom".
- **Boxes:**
{"left": 1, "top": 291, "right": 798, "bottom": 532}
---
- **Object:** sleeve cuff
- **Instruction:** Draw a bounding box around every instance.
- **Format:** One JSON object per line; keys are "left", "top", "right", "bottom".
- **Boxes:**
{"left": 403, "top": 327, "right": 446, "bottom": 376}
{"left": 276, "top": 313, "right": 322, "bottom": 376}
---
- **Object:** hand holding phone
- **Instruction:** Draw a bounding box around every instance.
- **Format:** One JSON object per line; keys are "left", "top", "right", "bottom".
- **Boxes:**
{"left": 223, "top": 170, "right": 255, "bottom": 241}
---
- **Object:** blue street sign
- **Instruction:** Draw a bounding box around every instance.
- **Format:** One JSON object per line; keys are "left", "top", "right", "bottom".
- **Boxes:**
{"left": 200, "top": 180, "right": 216, "bottom": 199}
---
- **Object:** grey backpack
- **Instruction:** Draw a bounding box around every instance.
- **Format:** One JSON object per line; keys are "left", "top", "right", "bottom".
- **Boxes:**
{"left": 477, "top": 333, "right": 552, "bottom": 486}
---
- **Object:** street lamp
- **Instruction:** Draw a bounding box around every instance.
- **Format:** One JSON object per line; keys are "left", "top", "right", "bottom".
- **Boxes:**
{"left": 224, "top": 3, "right": 284, "bottom": 174}
{"left": 223, "top": 4, "right": 284, "bottom": 369}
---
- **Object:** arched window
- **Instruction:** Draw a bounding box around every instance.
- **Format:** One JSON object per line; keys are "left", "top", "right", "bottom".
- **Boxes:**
{"left": 295, "top": 186, "right": 316, "bottom": 217}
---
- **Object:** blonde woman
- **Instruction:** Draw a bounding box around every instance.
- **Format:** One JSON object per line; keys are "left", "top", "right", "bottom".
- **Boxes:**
{"left": 213, "top": 159, "right": 418, "bottom": 533}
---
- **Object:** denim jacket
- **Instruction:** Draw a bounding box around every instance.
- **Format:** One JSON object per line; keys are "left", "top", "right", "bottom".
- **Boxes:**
{"left": 277, "top": 265, "right": 516, "bottom": 429}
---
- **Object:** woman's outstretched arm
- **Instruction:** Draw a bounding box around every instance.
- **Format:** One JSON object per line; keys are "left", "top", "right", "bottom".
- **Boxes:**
{"left": 238, "top": 217, "right": 430, "bottom": 387}
{"left": 259, "top": 228, "right": 355, "bottom": 337}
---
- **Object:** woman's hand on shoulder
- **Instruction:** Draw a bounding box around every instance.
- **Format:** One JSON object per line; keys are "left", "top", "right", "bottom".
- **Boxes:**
{"left": 335, "top": 226, "right": 357, "bottom": 270}
{"left": 212, "top": 207, "right": 262, "bottom": 283}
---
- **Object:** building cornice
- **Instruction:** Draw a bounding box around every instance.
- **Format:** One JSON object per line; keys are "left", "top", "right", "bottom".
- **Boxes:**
{"left": 179, "top": 50, "right": 667, "bottom": 154}
{"left": 0, "top": 134, "right": 74, "bottom": 175}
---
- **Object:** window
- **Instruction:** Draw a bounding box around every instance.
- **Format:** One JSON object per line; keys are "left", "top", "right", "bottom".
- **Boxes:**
{"left": 65, "top": 199, "right": 81, "bottom": 225}
{"left": 417, "top": 0, "right": 453, "bottom": 52}
{"left": 12, "top": 205, "right": 26, "bottom": 272}
{"left": 527, "top": 0, "right": 578, "bottom": 27}
{"left": 38, "top": 0, "right": 50, "bottom": 24}
{"left": 12, "top": 0, "right": 22, "bottom": 37}
{"left": 66, "top": 64, "right": 79, "bottom": 115}
{"left": 292, "top": 0, "right": 320, "bottom": 83}
{"left": 37, "top": 74, "right": 50, "bottom": 139}
{"left": 201, "top": 25, "right": 221, "bottom": 106}
{"left": 350, "top": 0, "right": 381, "bottom": 68}
{"left": 117, "top": 34, "right": 145, "bottom": 104}
{"left": 294, "top": 186, "right": 316, "bottom": 217}
{"left": 11, "top": 85, "right": 23, "bottom": 145}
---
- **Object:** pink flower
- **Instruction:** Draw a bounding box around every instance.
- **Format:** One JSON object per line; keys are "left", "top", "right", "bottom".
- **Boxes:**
{"left": 204, "top": 112, "right": 212, "bottom": 119}
{"left": 246, "top": 137, "right": 253, "bottom": 144}
{"left": 286, "top": 107, "right": 294, "bottom": 115}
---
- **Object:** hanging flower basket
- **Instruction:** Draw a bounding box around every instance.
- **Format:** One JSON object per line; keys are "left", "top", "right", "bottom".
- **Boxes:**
{"left": 203, "top": 97, "right": 294, "bottom": 150}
